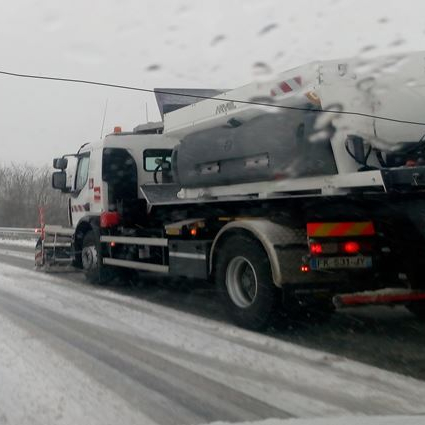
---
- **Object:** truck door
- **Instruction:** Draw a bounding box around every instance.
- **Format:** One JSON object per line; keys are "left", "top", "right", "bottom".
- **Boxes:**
{"left": 102, "top": 148, "right": 138, "bottom": 220}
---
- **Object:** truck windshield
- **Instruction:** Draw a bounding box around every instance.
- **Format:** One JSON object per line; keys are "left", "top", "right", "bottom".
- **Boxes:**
{"left": 75, "top": 155, "right": 90, "bottom": 191}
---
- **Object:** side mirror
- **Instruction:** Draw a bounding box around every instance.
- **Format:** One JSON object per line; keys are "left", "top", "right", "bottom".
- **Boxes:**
{"left": 52, "top": 171, "right": 69, "bottom": 192}
{"left": 346, "top": 135, "right": 366, "bottom": 165}
{"left": 53, "top": 157, "right": 68, "bottom": 170}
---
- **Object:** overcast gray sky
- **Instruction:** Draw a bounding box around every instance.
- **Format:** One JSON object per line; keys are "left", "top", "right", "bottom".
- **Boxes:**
{"left": 1, "top": 0, "right": 424, "bottom": 165}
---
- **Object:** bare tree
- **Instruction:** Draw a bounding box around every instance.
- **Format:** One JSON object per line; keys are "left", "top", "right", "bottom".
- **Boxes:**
{"left": 0, "top": 163, "right": 68, "bottom": 227}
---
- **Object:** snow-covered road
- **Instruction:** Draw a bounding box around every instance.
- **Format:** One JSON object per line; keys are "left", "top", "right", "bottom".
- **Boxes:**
{"left": 0, "top": 242, "right": 424, "bottom": 425}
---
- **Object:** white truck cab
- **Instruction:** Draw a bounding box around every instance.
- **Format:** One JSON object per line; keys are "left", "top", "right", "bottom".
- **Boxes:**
{"left": 53, "top": 122, "right": 177, "bottom": 229}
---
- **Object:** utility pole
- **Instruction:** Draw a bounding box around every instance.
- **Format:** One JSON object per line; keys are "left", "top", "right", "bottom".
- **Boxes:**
{"left": 100, "top": 98, "right": 109, "bottom": 139}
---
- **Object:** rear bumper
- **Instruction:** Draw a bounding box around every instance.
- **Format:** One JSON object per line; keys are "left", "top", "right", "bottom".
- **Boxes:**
{"left": 283, "top": 279, "right": 418, "bottom": 307}
{"left": 333, "top": 288, "right": 425, "bottom": 308}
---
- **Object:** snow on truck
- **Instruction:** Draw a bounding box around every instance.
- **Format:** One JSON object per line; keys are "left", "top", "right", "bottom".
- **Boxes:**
{"left": 37, "top": 52, "right": 425, "bottom": 329}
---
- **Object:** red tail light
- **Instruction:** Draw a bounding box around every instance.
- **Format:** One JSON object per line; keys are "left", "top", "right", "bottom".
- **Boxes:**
{"left": 100, "top": 212, "right": 121, "bottom": 228}
{"left": 310, "top": 242, "right": 323, "bottom": 255}
{"left": 342, "top": 241, "right": 360, "bottom": 254}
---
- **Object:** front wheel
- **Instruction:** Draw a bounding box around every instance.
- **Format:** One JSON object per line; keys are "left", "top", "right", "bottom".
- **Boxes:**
{"left": 215, "top": 235, "right": 279, "bottom": 330}
{"left": 82, "top": 230, "right": 112, "bottom": 284}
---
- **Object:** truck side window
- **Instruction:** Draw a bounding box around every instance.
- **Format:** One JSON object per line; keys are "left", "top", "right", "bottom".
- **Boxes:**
{"left": 75, "top": 155, "right": 90, "bottom": 191}
{"left": 143, "top": 149, "right": 172, "bottom": 171}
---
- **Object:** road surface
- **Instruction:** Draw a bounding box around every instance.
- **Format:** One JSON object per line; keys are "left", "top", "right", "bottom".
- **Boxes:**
{"left": 0, "top": 241, "right": 424, "bottom": 425}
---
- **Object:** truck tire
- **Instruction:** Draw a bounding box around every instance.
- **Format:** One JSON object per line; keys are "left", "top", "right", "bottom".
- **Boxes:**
{"left": 215, "top": 234, "right": 279, "bottom": 330}
{"left": 82, "top": 230, "right": 111, "bottom": 284}
{"left": 406, "top": 302, "right": 425, "bottom": 320}
{"left": 404, "top": 267, "right": 425, "bottom": 320}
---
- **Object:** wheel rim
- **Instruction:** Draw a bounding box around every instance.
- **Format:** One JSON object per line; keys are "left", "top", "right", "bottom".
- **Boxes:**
{"left": 82, "top": 245, "right": 98, "bottom": 271}
{"left": 225, "top": 256, "right": 258, "bottom": 308}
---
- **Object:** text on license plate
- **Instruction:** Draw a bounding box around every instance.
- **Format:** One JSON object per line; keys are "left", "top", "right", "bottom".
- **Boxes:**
{"left": 310, "top": 256, "right": 372, "bottom": 270}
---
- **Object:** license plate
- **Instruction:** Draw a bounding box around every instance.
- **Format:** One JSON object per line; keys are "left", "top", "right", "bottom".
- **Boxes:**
{"left": 310, "top": 256, "right": 372, "bottom": 270}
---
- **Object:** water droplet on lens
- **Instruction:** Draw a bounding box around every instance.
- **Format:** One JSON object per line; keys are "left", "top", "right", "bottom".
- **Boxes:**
{"left": 258, "top": 23, "right": 278, "bottom": 35}
{"left": 146, "top": 64, "right": 161, "bottom": 72}
{"left": 210, "top": 35, "right": 225, "bottom": 46}
{"left": 176, "top": 5, "right": 189, "bottom": 14}
{"left": 354, "top": 60, "right": 374, "bottom": 74}
{"left": 388, "top": 38, "right": 405, "bottom": 47}
{"left": 252, "top": 61, "right": 272, "bottom": 75}
{"left": 406, "top": 78, "right": 418, "bottom": 87}
{"left": 309, "top": 129, "right": 331, "bottom": 143}
{"left": 356, "top": 76, "right": 376, "bottom": 92}
{"left": 359, "top": 45, "right": 375, "bottom": 54}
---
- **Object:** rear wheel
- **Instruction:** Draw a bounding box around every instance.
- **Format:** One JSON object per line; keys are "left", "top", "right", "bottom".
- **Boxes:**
{"left": 82, "top": 230, "right": 112, "bottom": 284}
{"left": 405, "top": 266, "right": 425, "bottom": 320}
{"left": 215, "top": 234, "right": 279, "bottom": 330}
{"left": 406, "top": 302, "right": 425, "bottom": 320}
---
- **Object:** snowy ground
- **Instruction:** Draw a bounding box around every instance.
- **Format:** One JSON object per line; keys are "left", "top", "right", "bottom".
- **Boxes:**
{"left": 208, "top": 417, "right": 425, "bottom": 425}
{"left": 0, "top": 258, "right": 425, "bottom": 425}
{"left": 0, "top": 236, "right": 36, "bottom": 248}
{"left": 0, "top": 247, "right": 34, "bottom": 261}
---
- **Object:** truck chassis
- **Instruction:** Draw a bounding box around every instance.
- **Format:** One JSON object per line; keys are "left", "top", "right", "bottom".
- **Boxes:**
{"left": 38, "top": 165, "right": 425, "bottom": 329}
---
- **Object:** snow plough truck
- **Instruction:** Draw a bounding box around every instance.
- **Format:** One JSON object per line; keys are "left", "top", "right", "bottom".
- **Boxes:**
{"left": 37, "top": 52, "right": 425, "bottom": 329}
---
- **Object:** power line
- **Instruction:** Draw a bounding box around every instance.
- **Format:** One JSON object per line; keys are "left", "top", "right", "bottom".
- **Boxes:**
{"left": 1, "top": 69, "right": 425, "bottom": 126}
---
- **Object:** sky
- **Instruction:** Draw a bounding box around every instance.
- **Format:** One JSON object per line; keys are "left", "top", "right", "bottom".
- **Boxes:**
{"left": 0, "top": 0, "right": 425, "bottom": 165}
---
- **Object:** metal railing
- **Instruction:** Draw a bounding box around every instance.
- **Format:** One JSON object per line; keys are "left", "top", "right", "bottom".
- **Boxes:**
{"left": 0, "top": 227, "right": 40, "bottom": 237}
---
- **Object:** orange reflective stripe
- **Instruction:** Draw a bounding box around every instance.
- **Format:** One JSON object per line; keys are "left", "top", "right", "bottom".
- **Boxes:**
{"left": 328, "top": 222, "right": 353, "bottom": 237}
{"left": 360, "top": 222, "right": 375, "bottom": 235}
{"left": 307, "top": 222, "right": 337, "bottom": 237}
{"left": 307, "top": 222, "right": 375, "bottom": 237}
{"left": 306, "top": 222, "right": 322, "bottom": 236}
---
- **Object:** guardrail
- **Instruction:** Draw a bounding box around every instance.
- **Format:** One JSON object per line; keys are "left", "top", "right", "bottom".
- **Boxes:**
{"left": 0, "top": 227, "right": 40, "bottom": 236}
